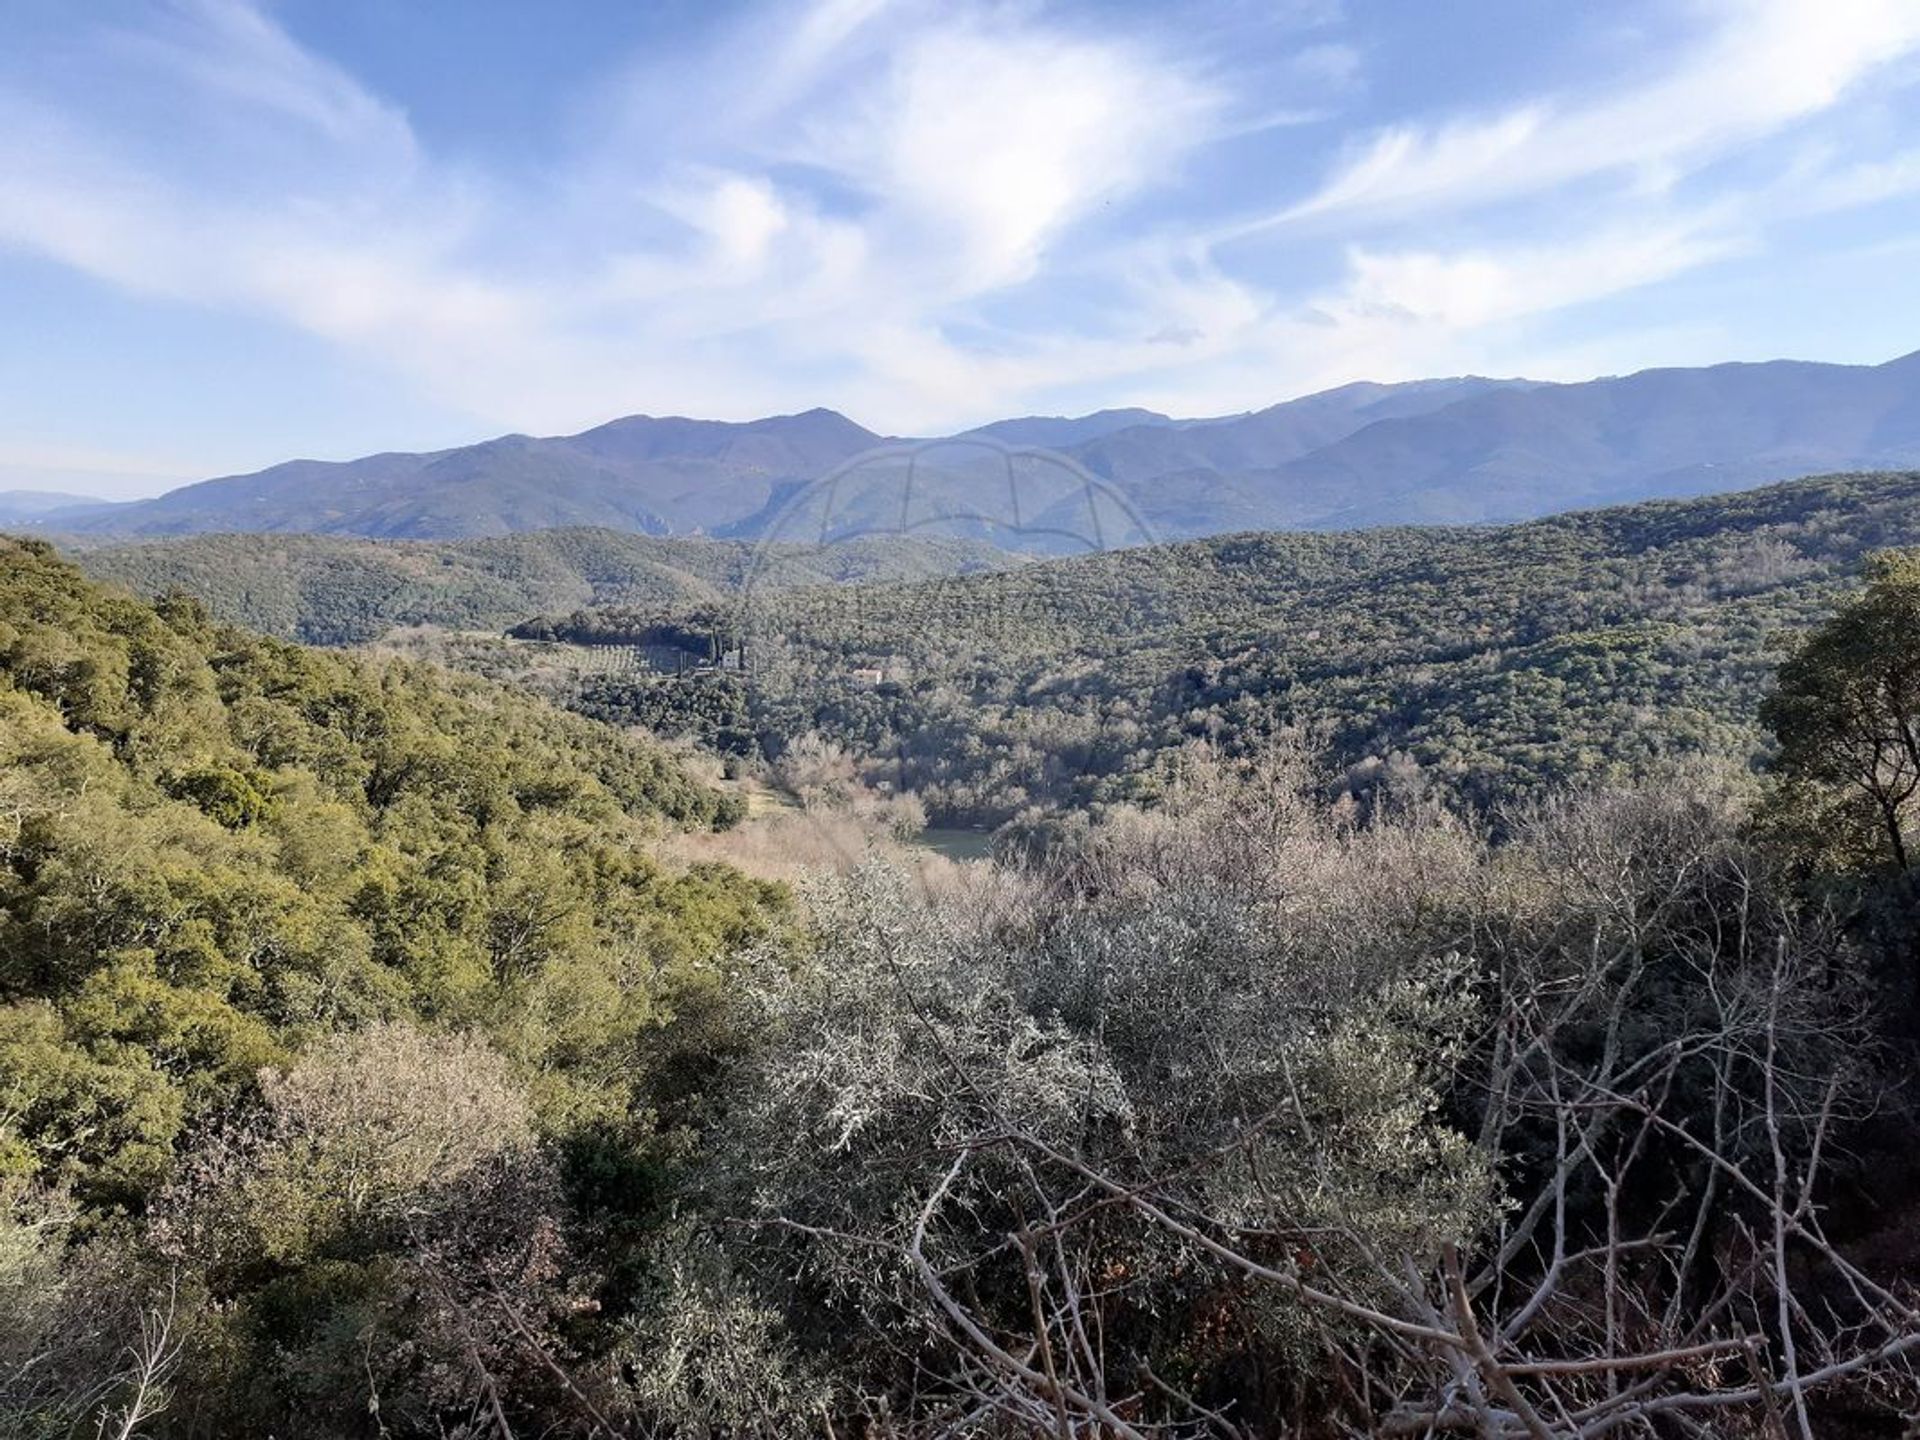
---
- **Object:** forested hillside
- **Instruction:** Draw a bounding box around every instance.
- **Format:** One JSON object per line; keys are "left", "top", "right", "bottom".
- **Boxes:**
{"left": 9, "top": 532, "right": 1920, "bottom": 1437}
{"left": 544, "top": 471, "right": 1920, "bottom": 827}
{"left": 89, "top": 472, "right": 1920, "bottom": 831}
{"left": 72, "top": 527, "right": 1013, "bottom": 645}
{"left": 0, "top": 535, "right": 788, "bottom": 1202}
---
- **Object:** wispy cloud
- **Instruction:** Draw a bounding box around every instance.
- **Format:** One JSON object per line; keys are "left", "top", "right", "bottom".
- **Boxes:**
{"left": 802, "top": 16, "right": 1217, "bottom": 293}
{"left": 2, "top": 0, "right": 1919, "bottom": 470}
{"left": 1152, "top": 0, "right": 1920, "bottom": 412}
{"left": 0, "top": 0, "right": 1241, "bottom": 433}
{"left": 1279, "top": 0, "right": 1920, "bottom": 223}
{"left": 1333, "top": 221, "right": 1748, "bottom": 332}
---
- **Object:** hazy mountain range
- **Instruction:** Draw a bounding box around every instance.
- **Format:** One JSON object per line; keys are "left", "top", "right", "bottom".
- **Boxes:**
{"left": 36, "top": 351, "right": 1920, "bottom": 548}
{"left": 0, "top": 490, "right": 125, "bottom": 525}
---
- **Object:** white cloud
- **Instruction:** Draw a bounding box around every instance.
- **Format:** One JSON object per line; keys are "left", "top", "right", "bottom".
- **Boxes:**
{"left": 1108, "top": 0, "right": 1920, "bottom": 420}
{"left": 2, "top": 0, "right": 1919, "bottom": 464}
{"left": 1335, "top": 221, "right": 1746, "bottom": 331}
{"left": 0, "top": 0, "right": 1234, "bottom": 435}
{"left": 1283, "top": 0, "right": 1920, "bottom": 222}
{"left": 1070, "top": 215, "right": 1750, "bottom": 420}
{"left": 111, "top": 0, "right": 415, "bottom": 153}
{"left": 810, "top": 17, "right": 1218, "bottom": 292}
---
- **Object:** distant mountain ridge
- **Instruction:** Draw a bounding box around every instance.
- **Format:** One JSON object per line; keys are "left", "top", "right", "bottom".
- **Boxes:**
{"left": 46, "top": 352, "right": 1920, "bottom": 545}
{"left": 961, "top": 408, "right": 1175, "bottom": 448}
{"left": 63, "top": 407, "right": 885, "bottom": 543}
{"left": 0, "top": 490, "right": 123, "bottom": 525}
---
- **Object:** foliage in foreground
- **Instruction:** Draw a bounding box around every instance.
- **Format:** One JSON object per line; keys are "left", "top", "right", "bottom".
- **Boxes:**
{"left": 1765, "top": 547, "right": 1920, "bottom": 876}
{"left": 0, "top": 535, "right": 781, "bottom": 1218}
{"left": 673, "top": 758, "right": 1907, "bottom": 1435}
{"left": 8, "top": 752, "right": 1919, "bottom": 1436}
{"left": 6, "top": 540, "right": 1920, "bottom": 1436}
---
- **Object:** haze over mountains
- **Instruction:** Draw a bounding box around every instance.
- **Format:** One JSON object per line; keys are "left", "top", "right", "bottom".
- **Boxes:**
{"left": 42, "top": 351, "right": 1920, "bottom": 548}
{"left": 0, "top": 490, "right": 123, "bottom": 525}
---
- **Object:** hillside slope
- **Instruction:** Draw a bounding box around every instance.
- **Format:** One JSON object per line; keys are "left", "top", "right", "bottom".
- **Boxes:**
{"left": 642, "top": 470, "right": 1920, "bottom": 823}
{"left": 71, "top": 527, "right": 1015, "bottom": 645}
{"left": 82, "top": 474, "right": 1920, "bottom": 825}
{"left": 0, "top": 535, "right": 785, "bottom": 1209}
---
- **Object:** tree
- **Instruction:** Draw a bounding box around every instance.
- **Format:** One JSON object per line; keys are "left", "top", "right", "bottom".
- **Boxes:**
{"left": 686, "top": 759, "right": 1918, "bottom": 1435}
{"left": 1764, "top": 548, "right": 1920, "bottom": 872}
{"left": 155, "top": 1024, "right": 612, "bottom": 1437}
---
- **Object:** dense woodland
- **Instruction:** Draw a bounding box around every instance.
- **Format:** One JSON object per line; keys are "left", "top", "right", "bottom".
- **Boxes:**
{"left": 86, "top": 473, "right": 1920, "bottom": 836}
{"left": 0, "top": 537, "right": 791, "bottom": 1431}
{"left": 8, "top": 487, "right": 1920, "bottom": 1436}
{"left": 74, "top": 529, "right": 1013, "bottom": 646}
{"left": 527, "top": 471, "right": 1920, "bottom": 831}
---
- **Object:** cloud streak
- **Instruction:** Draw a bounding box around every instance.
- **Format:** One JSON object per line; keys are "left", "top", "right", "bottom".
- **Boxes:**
{"left": 2, "top": 0, "right": 1920, "bottom": 477}
{"left": 1280, "top": 0, "right": 1920, "bottom": 223}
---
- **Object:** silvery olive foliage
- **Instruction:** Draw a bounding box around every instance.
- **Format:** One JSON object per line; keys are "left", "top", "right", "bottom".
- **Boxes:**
{"left": 668, "top": 751, "right": 1499, "bottom": 1426}
{"left": 4, "top": 756, "right": 1908, "bottom": 1437}
{"left": 642, "top": 754, "right": 1905, "bottom": 1436}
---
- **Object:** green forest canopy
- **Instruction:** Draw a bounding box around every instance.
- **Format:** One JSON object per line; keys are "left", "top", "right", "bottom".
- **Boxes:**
{"left": 535, "top": 470, "right": 1920, "bottom": 825}
{"left": 72, "top": 527, "right": 1015, "bottom": 646}
{"left": 0, "top": 536, "right": 783, "bottom": 1210}
{"left": 8, "top": 521, "right": 1920, "bottom": 1434}
{"left": 75, "top": 470, "right": 1920, "bottom": 829}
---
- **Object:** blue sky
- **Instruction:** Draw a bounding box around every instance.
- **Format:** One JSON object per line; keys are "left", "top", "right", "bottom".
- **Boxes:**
{"left": 6, "top": 0, "right": 1920, "bottom": 499}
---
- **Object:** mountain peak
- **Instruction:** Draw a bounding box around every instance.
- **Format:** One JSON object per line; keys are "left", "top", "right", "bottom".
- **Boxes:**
{"left": 51, "top": 350, "right": 1920, "bottom": 544}
{"left": 964, "top": 408, "right": 1176, "bottom": 448}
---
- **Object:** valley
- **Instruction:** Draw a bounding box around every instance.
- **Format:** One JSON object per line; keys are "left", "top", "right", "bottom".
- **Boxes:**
{"left": 16, "top": 6, "right": 1920, "bottom": 1432}
{"left": 78, "top": 468, "right": 1920, "bottom": 835}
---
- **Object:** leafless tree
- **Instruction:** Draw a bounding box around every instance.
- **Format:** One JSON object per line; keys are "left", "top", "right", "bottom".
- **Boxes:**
{"left": 94, "top": 1276, "right": 185, "bottom": 1440}
{"left": 890, "top": 938, "right": 1914, "bottom": 1437}
{"left": 0, "top": 1213, "right": 187, "bottom": 1440}
{"left": 711, "top": 766, "right": 1920, "bottom": 1436}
